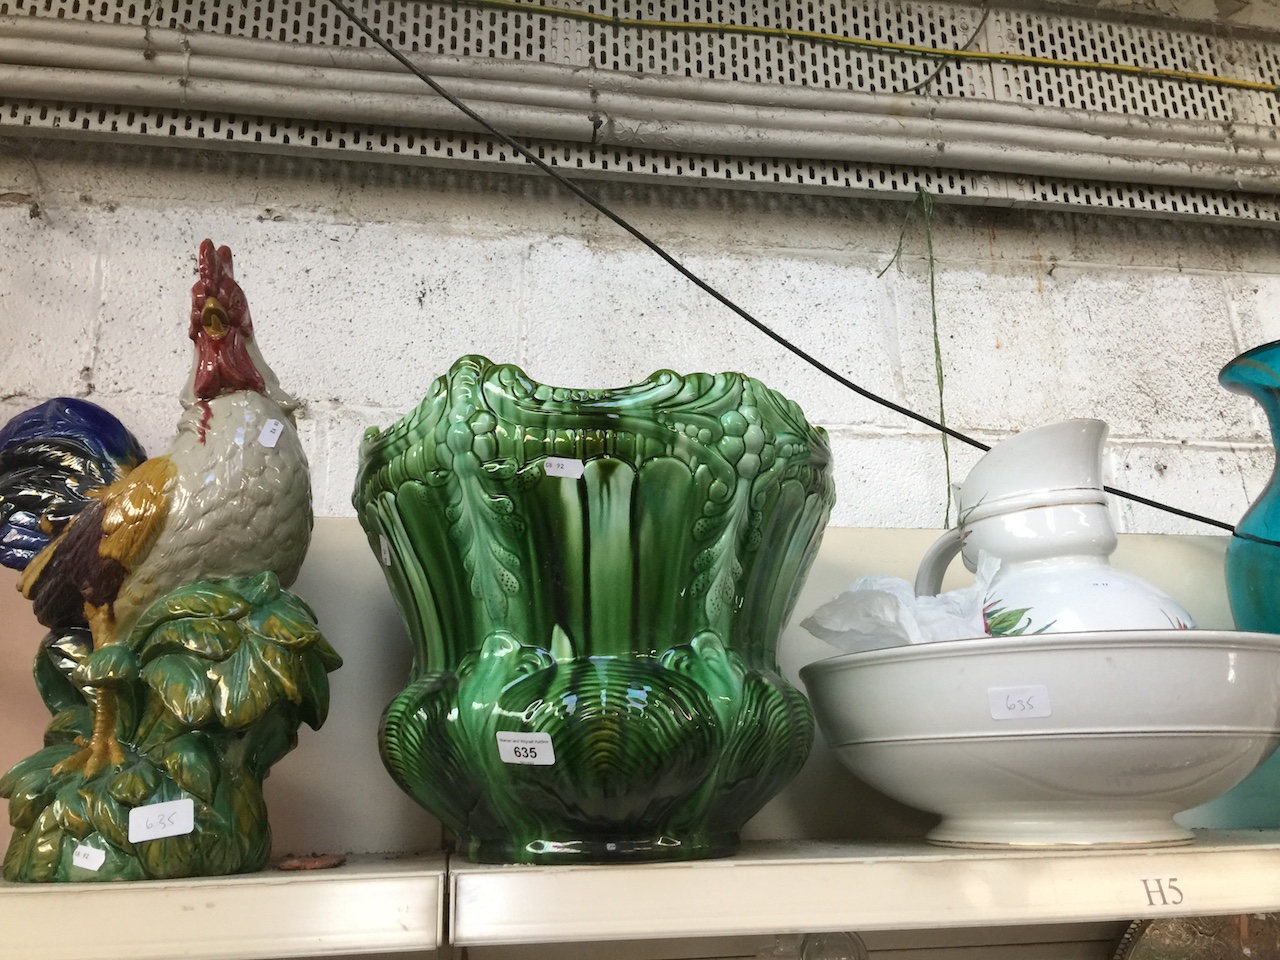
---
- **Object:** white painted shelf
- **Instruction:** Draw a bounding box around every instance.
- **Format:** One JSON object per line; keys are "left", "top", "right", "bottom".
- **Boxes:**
{"left": 449, "top": 833, "right": 1280, "bottom": 947}
{"left": 0, "top": 854, "right": 446, "bottom": 960}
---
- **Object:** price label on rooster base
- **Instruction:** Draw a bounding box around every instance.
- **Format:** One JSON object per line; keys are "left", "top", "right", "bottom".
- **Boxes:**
{"left": 128, "top": 798, "right": 195, "bottom": 843}
{"left": 497, "top": 731, "right": 556, "bottom": 766}
{"left": 72, "top": 844, "right": 106, "bottom": 871}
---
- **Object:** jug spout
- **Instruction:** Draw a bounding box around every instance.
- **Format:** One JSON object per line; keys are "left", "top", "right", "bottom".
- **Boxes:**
{"left": 958, "top": 418, "right": 1108, "bottom": 524}
{"left": 1221, "top": 340, "right": 1280, "bottom": 450}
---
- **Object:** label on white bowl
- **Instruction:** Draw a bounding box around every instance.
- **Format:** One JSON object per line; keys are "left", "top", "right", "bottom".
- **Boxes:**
{"left": 497, "top": 731, "right": 556, "bottom": 765}
{"left": 988, "top": 685, "right": 1052, "bottom": 720}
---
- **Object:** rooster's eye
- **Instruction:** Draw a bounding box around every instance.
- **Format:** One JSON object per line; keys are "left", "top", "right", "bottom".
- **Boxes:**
{"left": 201, "top": 298, "right": 229, "bottom": 339}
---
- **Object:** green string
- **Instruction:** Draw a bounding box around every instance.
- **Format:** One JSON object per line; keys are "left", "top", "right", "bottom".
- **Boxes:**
{"left": 919, "top": 190, "right": 953, "bottom": 528}
{"left": 878, "top": 190, "right": 953, "bottom": 527}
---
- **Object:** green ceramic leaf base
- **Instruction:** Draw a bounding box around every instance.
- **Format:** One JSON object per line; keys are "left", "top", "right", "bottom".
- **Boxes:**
{"left": 0, "top": 573, "right": 341, "bottom": 882}
{"left": 357, "top": 356, "right": 834, "bottom": 864}
{"left": 379, "top": 634, "right": 815, "bottom": 864}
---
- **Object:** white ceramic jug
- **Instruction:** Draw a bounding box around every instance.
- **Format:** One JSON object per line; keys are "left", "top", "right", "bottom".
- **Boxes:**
{"left": 914, "top": 419, "right": 1195, "bottom": 635}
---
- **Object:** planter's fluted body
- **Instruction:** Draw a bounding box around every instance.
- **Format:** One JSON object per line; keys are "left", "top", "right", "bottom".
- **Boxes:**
{"left": 354, "top": 356, "right": 834, "bottom": 863}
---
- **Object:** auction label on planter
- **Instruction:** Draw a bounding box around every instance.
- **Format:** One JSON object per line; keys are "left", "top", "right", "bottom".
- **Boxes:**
{"left": 497, "top": 731, "right": 556, "bottom": 765}
{"left": 544, "top": 457, "right": 585, "bottom": 479}
{"left": 128, "top": 797, "right": 195, "bottom": 842}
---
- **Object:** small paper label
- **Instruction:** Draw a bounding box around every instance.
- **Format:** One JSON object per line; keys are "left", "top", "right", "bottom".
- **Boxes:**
{"left": 379, "top": 533, "right": 393, "bottom": 567}
{"left": 128, "top": 798, "right": 195, "bottom": 843}
{"left": 72, "top": 845, "right": 106, "bottom": 871}
{"left": 497, "top": 731, "right": 556, "bottom": 765}
{"left": 988, "top": 685, "right": 1052, "bottom": 720}
{"left": 544, "top": 457, "right": 585, "bottom": 480}
{"left": 259, "top": 419, "right": 285, "bottom": 448}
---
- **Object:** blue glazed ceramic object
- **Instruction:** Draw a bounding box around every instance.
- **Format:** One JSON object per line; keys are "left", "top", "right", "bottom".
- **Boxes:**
{"left": 0, "top": 398, "right": 146, "bottom": 570}
{"left": 1182, "top": 340, "right": 1280, "bottom": 829}
{"left": 1221, "top": 340, "right": 1280, "bottom": 633}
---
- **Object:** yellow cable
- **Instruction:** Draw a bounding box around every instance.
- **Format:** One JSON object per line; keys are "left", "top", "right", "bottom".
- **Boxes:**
{"left": 444, "top": 0, "right": 1280, "bottom": 96}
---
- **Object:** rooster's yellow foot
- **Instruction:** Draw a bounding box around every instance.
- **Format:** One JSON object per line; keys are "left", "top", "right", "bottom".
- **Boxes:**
{"left": 52, "top": 732, "right": 127, "bottom": 780}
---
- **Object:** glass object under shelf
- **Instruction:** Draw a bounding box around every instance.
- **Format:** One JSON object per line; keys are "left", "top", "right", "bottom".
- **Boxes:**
{"left": 757, "top": 932, "right": 870, "bottom": 960}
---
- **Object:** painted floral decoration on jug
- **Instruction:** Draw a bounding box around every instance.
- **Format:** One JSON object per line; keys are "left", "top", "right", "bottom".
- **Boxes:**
{"left": 0, "top": 241, "right": 341, "bottom": 882}
{"left": 354, "top": 356, "right": 834, "bottom": 863}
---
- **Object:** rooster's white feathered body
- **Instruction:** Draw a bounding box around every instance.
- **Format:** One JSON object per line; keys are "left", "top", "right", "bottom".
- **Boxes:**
{"left": 109, "top": 389, "right": 312, "bottom": 633}
{"left": 17, "top": 239, "right": 312, "bottom": 776}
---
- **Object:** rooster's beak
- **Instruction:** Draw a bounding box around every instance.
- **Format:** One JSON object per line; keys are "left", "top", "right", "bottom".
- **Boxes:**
{"left": 201, "top": 297, "right": 229, "bottom": 339}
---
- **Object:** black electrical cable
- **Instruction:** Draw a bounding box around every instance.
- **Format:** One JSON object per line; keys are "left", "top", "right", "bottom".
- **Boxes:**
{"left": 328, "top": 0, "right": 1236, "bottom": 534}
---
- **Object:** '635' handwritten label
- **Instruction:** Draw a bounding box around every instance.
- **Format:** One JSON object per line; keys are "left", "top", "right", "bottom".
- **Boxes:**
{"left": 987, "top": 685, "right": 1052, "bottom": 720}
{"left": 497, "top": 731, "right": 556, "bottom": 766}
{"left": 128, "top": 798, "right": 195, "bottom": 843}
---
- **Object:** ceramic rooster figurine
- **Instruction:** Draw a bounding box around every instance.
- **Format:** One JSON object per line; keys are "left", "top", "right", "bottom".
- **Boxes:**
{"left": 0, "top": 240, "right": 340, "bottom": 883}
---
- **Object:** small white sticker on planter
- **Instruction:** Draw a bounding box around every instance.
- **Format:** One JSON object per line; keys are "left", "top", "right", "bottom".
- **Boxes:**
{"left": 72, "top": 845, "right": 106, "bottom": 871}
{"left": 497, "top": 731, "right": 556, "bottom": 765}
{"left": 544, "top": 457, "right": 585, "bottom": 480}
{"left": 988, "top": 685, "right": 1052, "bottom": 720}
{"left": 128, "top": 798, "right": 195, "bottom": 843}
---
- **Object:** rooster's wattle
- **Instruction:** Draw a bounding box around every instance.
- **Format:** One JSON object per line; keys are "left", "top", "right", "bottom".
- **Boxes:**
{"left": 12, "top": 239, "right": 313, "bottom": 779}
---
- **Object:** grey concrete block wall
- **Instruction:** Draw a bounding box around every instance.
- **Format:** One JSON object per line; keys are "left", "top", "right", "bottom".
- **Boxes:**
{"left": 1, "top": 141, "right": 1277, "bottom": 535}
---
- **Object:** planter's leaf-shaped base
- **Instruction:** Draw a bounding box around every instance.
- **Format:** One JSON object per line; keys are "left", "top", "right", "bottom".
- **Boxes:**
{"left": 357, "top": 356, "right": 834, "bottom": 863}
{"left": 379, "top": 632, "right": 814, "bottom": 863}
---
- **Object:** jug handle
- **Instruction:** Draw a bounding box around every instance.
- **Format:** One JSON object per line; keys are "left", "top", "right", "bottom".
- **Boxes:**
{"left": 915, "top": 527, "right": 963, "bottom": 597}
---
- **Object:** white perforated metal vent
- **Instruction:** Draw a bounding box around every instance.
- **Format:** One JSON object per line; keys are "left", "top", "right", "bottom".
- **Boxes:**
{"left": 2, "top": 0, "right": 1278, "bottom": 225}
{"left": 6, "top": 0, "right": 1271, "bottom": 104}
{"left": 3, "top": 0, "right": 994, "bottom": 95}
{"left": 8, "top": 93, "right": 1278, "bottom": 226}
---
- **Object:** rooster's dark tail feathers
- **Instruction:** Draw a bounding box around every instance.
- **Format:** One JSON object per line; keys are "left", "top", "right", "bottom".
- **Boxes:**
{"left": 0, "top": 398, "right": 146, "bottom": 571}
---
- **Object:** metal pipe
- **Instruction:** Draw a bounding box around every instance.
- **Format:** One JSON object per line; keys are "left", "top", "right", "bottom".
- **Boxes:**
{"left": 0, "top": 15, "right": 1273, "bottom": 192}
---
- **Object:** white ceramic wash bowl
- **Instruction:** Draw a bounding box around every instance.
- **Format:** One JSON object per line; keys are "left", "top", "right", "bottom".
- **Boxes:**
{"left": 799, "top": 630, "right": 1280, "bottom": 848}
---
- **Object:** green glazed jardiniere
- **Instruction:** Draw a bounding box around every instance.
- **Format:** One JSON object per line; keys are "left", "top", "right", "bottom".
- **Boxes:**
{"left": 353, "top": 356, "right": 835, "bottom": 863}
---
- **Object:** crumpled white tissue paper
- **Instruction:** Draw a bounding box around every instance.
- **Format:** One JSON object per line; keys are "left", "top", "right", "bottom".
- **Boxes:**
{"left": 800, "top": 555, "right": 999, "bottom": 654}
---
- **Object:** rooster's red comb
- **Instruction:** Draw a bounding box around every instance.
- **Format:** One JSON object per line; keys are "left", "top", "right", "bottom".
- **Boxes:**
{"left": 191, "top": 239, "right": 252, "bottom": 341}
{"left": 197, "top": 239, "right": 235, "bottom": 286}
